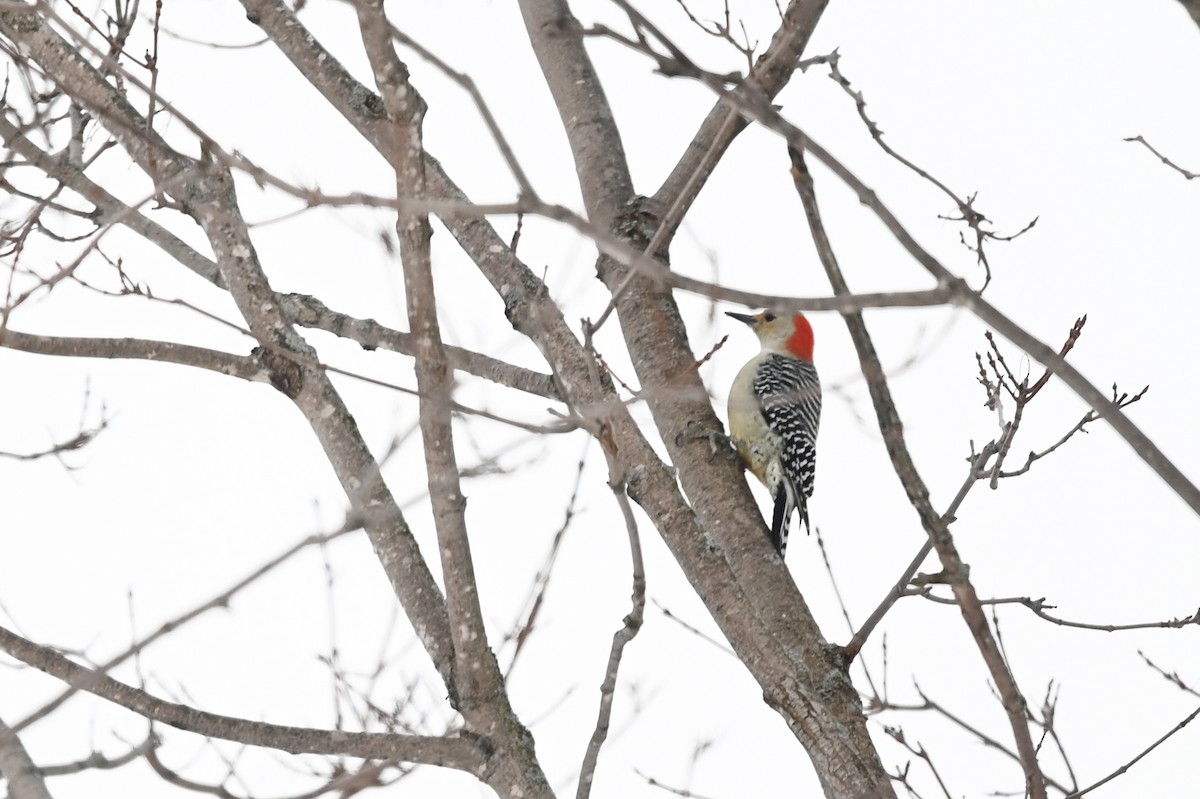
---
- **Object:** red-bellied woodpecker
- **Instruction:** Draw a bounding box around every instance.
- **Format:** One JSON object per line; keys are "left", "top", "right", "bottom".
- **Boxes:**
{"left": 725, "top": 310, "right": 821, "bottom": 556}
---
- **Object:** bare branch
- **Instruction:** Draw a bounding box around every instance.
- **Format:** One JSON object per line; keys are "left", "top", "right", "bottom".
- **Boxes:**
{"left": 235, "top": 0, "right": 946, "bottom": 333}
{"left": 1063, "top": 704, "right": 1200, "bottom": 799}
{"left": 281, "top": 293, "right": 561, "bottom": 401}
{"left": 144, "top": 745, "right": 408, "bottom": 799}
{"left": 0, "top": 109, "right": 223, "bottom": 285}
{"left": 576, "top": 465, "right": 645, "bottom": 799}
{"left": 635, "top": 767, "right": 720, "bottom": 799}
{"left": 650, "top": 600, "right": 736, "bottom": 658}
{"left": 0, "top": 328, "right": 262, "bottom": 379}
{"left": 355, "top": 3, "right": 552, "bottom": 796}
{"left": 671, "top": 0, "right": 758, "bottom": 68}
{"left": 0, "top": 624, "right": 487, "bottom": 770}
{"left": 36, "top": 733, "right": 157, "bottom": 776}
{"left": 920, "top": 594, "right": 1199, "bottom": 633}
{"left": 0, "top": 716, "right": 54, "bottom": 799}
{"left": 880, "top": 726, "right": 953, "bottom": 799}
{"left": 1124, "top": 134, "right": 1199, "bottom": 180}
{"left": 518, "top": 0, "right": 633, "bottom": 228}
{"left": 0, "top": 413, "right": 107, "bottom": 463}
{"left": 880, "top": 691, "right": 1071, "bottom": 795}
{"left": 808, "top": 51, "right": 1037, "bottom": 288}
{"left": 789, "top": 146, "right": 1047, "bottom": 799}
{"left": 843, "top": 444, "right": 993, "bottom": 662}
{"left": 1138, "top": 651, "right": 1200, "bottom": 699}
{"left": 503, "top": 451, "right": 589, "bottom": 678}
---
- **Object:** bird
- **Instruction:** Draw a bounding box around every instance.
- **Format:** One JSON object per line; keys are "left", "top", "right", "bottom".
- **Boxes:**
{"left": 725, "top": 310, "right": 822, "bottom": 556}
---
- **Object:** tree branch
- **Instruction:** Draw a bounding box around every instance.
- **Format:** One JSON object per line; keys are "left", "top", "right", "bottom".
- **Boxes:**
{"left": 0, "top": 716, "right": 54, "bottom": 799}
{"left": 280, "top": 293, "right": 561, "bottom": 401}
{"left": 1063, "top": 704, "right": 1200, "bottom": 799}
{"left": 0, "top": 328, "right": 261, "bottom": 379}
{"left": 0, "top": 110, "right": 223, "bottom": 287}
{"left": 355, "top": 4, "right": 551, "bottom": 797}
{"left": 576, "top": 460, "right": 645, "bottom": 799}
{"left": 788, "top": 146, "right": 1047, "bottom": 799}
{"left": 0, "top": 625, "right": 486, "bottom": 770}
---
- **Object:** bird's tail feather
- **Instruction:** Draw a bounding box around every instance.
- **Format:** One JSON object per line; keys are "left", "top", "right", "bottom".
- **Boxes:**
{"left": 771, "top": 480, "right": 799, "bottom": 556}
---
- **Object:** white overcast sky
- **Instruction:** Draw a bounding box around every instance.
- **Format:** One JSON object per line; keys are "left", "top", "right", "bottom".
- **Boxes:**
{"left": 3, "top": 1, "right": 1200, "bottom": 798}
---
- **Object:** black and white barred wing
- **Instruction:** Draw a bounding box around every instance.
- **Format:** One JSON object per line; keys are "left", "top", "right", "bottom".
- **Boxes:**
{"left": 754, "top": 354, "right": 822, "bottom": 505}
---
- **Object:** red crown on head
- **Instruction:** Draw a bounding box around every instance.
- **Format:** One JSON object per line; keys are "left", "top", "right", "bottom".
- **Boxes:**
{"left": 787, "top": 314, "right": 814, "bottom": 361}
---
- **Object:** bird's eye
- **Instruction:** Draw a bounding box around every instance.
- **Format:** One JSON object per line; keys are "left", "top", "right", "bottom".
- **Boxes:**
{"left": 763, "top": 313, "right": 776, "bottom": 322}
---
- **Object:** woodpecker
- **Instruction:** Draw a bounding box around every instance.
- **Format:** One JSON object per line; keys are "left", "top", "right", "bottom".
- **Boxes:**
{"left": 726, "top": 310, "right": 821, "bottom": 556}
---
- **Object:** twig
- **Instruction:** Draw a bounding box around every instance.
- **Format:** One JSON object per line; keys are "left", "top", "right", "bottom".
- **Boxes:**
{"left": 1033, "top": 682, "right": 1079, "bottom": 793}
{"left": 672, "top": 0, "right": 757, "bottom": 70}
{"left": 651, "top": 600, "right": 736, "bottom": 658}
{"left": 1124, "top": 135, "right": 1199, "bottom": 180}
{"left": 1138, "top": 651, "right": 1200, "bottom": 698}
{"left": 504, "top": 449, "right": 590, "bottom": 678}
{"left": 145, "top": 742, "right": 408, "bottom": 799}
{"left": 576, "top": 466, "right": 646, "bottom": 799}
{"left": 815, "top": 525, "right": 878, "bottom": 696}
{"left": 0, "top": 416, "right": 108, "bottom": 463}
{"left": 634, "top": 767, "right": 720, "bottom": 799}
{"left": 995, "top": 384, "right": 1147, "bottom": 480}
{"left": 843, "top": 442, "right": 995, "bottom": 662}
{"left": 848, "top": 317, "right": 1142, "bottom": 660}
{"left": 919, "top": 594, "right": 1199, "bottom": 633}
{"left": 37, "top": 732, "right": 158, "bottom": 776}
{"left": 811, "top": 51, "right": 1037, "bottom": 288}
{"left": 1063, "top": 704, "right": 1200, "bottom": 798}
{"left": 881, "top": 690, "right": 1071, "bottom": 795}
{"left": 881, "top": 726, "right": 953, "bottom": 799}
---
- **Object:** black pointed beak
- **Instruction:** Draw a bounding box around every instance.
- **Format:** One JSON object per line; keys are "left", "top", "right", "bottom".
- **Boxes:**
{"left": 725, "top": 311, "right": 757, "bottom": 326}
